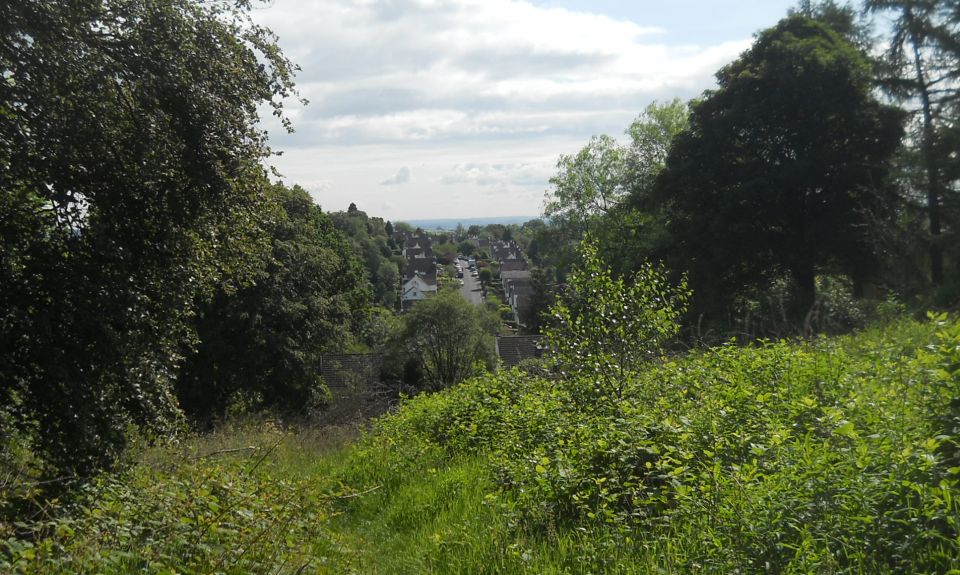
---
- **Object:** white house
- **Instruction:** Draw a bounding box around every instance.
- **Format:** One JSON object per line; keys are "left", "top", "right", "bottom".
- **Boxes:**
{"left": 401, "top": 274, "right": 437, "bottom": 311}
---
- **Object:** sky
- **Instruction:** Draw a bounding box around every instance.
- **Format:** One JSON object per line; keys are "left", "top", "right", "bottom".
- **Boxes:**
{"left": 253, "top": 0, "right": 799, "bottom": 221}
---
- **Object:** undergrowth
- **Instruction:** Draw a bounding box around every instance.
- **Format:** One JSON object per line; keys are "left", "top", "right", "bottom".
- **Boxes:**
{"left": 3, "top": 316, "right": 960, "bottom": 573}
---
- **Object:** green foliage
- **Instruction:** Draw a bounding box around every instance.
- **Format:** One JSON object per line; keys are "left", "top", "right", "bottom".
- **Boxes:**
{"left": 7, "top": 318, "right": 960, "bottom": 573}
{"left": 1, "top": 425, "right": 345, "bottom": 574}
{"left": 545, "top": 238, "right": 689, "bottom": 404}
{"left": 434, "top": 242, "right": 459, "bottom": 264}
{"left": 329, "top": 205, "right": 399, "bottom": 309}
{"left": 731, "top": 273, "right": 872, "bottom": 340}
{"left": 0, "top": 0, "right": 297, "bottom": 475}
{"left": 654, "top": 15, "right": 904, "bottom": 320}
{"left": 352, "top": 317, "right": 960, "bottom": 572}
{"left": 923, "top": 313, "right": 960, "bottom": 478}
{"left": 401, "top": 290, "right": 499, "bottom": 390}
{"left": 537, "top": 100, "right": 688, "bottom": 276}
{"left": 176, "top": 184, "right": 370, "bottom": 421}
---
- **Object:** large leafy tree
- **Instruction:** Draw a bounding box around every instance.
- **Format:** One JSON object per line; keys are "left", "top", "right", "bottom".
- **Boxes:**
{"left": 0, "top": 0, "right": 297, "bottom": 473}
{"left": 176, "top": 185, "right": 370, "bottom": 421}
{"left": 401, "top": 290, "right": 498, "bottom": 390}
{"left": 653, "top": 15, "right": 903, "bottom": 318}
{"left": 541, "top": 99, "right": 689, "bottom": 275}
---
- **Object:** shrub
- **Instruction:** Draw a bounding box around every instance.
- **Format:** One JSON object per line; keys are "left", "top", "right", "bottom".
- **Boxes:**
{"left": 544, "top": 237, "right": 689, "bottom": 406}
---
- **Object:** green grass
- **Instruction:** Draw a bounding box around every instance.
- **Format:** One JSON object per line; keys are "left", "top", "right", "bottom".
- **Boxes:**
{"left": 3, "top": 316, "right": 960, "bottom": 573}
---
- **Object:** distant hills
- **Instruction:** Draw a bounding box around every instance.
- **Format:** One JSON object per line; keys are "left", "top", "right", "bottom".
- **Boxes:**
{"left": 403, "top": 216, "right": 539, "bottom": 230}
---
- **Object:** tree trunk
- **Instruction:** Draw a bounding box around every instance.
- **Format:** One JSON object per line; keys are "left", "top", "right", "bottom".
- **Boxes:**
{"left": 792, "top": 263, "right": 816, "bottom": 326}
{"left": 908, "top": 7, "right": 944, "bottom": 286}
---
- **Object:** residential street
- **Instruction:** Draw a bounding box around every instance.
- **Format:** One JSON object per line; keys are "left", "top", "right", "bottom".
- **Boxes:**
{"left": 457, "top": 258, "right": 484, "bottom": 306}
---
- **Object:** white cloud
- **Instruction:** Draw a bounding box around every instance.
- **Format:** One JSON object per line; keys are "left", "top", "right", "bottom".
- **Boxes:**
{"left": 255, "top": 0, "right": 749, "bottom": 147}
{"left": 251, "top": 0, "right": 766, "bottom": 218}
{"left": 441, "top": 162, "right": 553, "bottom": 188}
{"left": 380, "top": 166, "right": 411, "bottom": 186}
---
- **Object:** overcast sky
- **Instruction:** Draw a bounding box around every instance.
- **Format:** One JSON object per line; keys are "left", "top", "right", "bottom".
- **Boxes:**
{"left": 254, "top": 0, "right": 798, "bottom": 221}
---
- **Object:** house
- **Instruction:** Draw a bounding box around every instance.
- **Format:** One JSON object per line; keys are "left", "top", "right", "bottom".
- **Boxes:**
{"left": 402, "top": 236, "right": 432, "bottom": 259}
{"left": 401, "top": 274, "right": 437, "bottom": 312}
{"left": 491, "top": 241, "right": 521, "bottom": 261}
{"left": 499, "top": 259, "right": 528, "bottom": 273}
{"left": 407, "top": 247, "right": 435, "bottom": 260}
{"left": 404, "top": 259, "right": 437, "bottom": 281}
{"left": 500, "top": 269, "right": 532, "bottom": 292}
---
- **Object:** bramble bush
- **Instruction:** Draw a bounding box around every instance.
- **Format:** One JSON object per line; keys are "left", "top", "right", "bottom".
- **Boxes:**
{"left": 349, "top": 306, "right": 960, "bottom": 572}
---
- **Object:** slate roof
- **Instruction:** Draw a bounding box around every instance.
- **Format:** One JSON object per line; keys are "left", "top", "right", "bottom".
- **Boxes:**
{"left": 404, "top": 236, "right": 432, "bottom": 248}
{"left": 495, "top": 336, "right": 546, "bottom": 367}
{"left": 501, "top": 270, "right": 532, "bottom": 282}
{"left": 404, "top": 259, "right": 437, "bottom": 280}
{"left": 499, "top": 259, "right": 528, "bottom": 272}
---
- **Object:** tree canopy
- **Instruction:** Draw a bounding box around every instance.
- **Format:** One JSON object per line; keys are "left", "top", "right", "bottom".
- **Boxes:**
{"left": 653, "top": 15, "right": 903, "bottom": 317}
{"left": 401, "top": 290, "right": 498, "bottom": 390}
{"left": 176, "top": 185, "right": 370, "bottom": 421}
{"left": 0, "top": 0, "right": 298, "bottom": 473}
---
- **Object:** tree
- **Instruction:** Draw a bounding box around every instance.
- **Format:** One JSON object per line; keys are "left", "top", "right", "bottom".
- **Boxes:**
{"left": 458, "top": 240, "right": 477, "bottom": 257}
{"left": 544, "top": 135, "right": 629, "bottom": 239}
{"left": 790, "top": 0, "right": 874, "bottom": 48}
{"left": 625, "top": 99, "right": 690, "bottom": 206}
{"left": 519, "top": 266, "right": 556, "bottom": 334}
{"left": 330, "top": 207, "right": 400, "bottom": 308}
{"left": 401, "top": 290, "right": 498, "bottom": 390}
{"left": 866, "top": 0, "right": 960, "bottom": 286}
{"left": 434, "top": 242, "right": 459, "bottom": 264}
{"left": 541, "top": 100, "right": 689, "bottom": 276}
{"left": 545, "top": 238, "right": 689, "bottom": 406}
{"left": 176, "top": 185, "right": 370, "bottom": 421}
{"left": 653, "top": 15, "right": 903, "bottom": 318}
{"left": 0, "top": 0, "right": 298, "bottom": 473}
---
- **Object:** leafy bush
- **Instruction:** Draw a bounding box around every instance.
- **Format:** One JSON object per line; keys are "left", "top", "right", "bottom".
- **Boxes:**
{"left": 545, "top": 237, "right": 689, "bottom": 406}
{"left": 1, "top": 426, "right": 339, "bottom": 574}
{"left": 351, "top": 317, "right": 960, "bottom": 572}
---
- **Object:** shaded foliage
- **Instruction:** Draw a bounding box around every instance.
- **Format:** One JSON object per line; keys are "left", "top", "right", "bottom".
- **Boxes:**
{"left": 0, "top": 0, "right": 298, "bottom": 474}
{"left": 653, "top": 15, "right": 903, "bottom": 320}
{"left": 400, "top": 290, "right": 498, "bottom": 390}
{"left": 176, "top": 185, "right": 370, "bottom": 421}
{"left": 329, "top": 205, "right": 400, "bottom": 309}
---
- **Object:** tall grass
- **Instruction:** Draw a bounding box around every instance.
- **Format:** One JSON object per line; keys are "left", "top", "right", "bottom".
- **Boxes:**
{"left": 3, "top": 317, "right": 959, "bottom": 573}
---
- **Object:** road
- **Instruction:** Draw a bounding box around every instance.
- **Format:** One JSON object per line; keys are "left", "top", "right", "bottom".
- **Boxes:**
{"left": 457, "top": 258, "right": 485, "bottom": 306}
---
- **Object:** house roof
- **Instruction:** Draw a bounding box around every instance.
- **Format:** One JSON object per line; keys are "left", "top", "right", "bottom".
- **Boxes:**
{"left": 405, "top": 236, "right": 432, "bottom": 248}
{"left": 501, "top": 270, "right": 532, "bottom": 280}
{"left": 499, "top": 259, "right": 528, "bottom": 272}
{"left": 496, "top": 335, "right": 546, "bottom": 367}
{"left": 403, "top": 274, "right": 437, "bottom": 288}
{"left": 404, "top": 259, "right": 437, "bottom": 280}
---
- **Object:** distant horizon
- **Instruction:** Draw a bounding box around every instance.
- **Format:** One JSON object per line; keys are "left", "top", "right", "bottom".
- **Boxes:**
{"left": 399, "top": 215, "right": 540, "bottom": 230}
